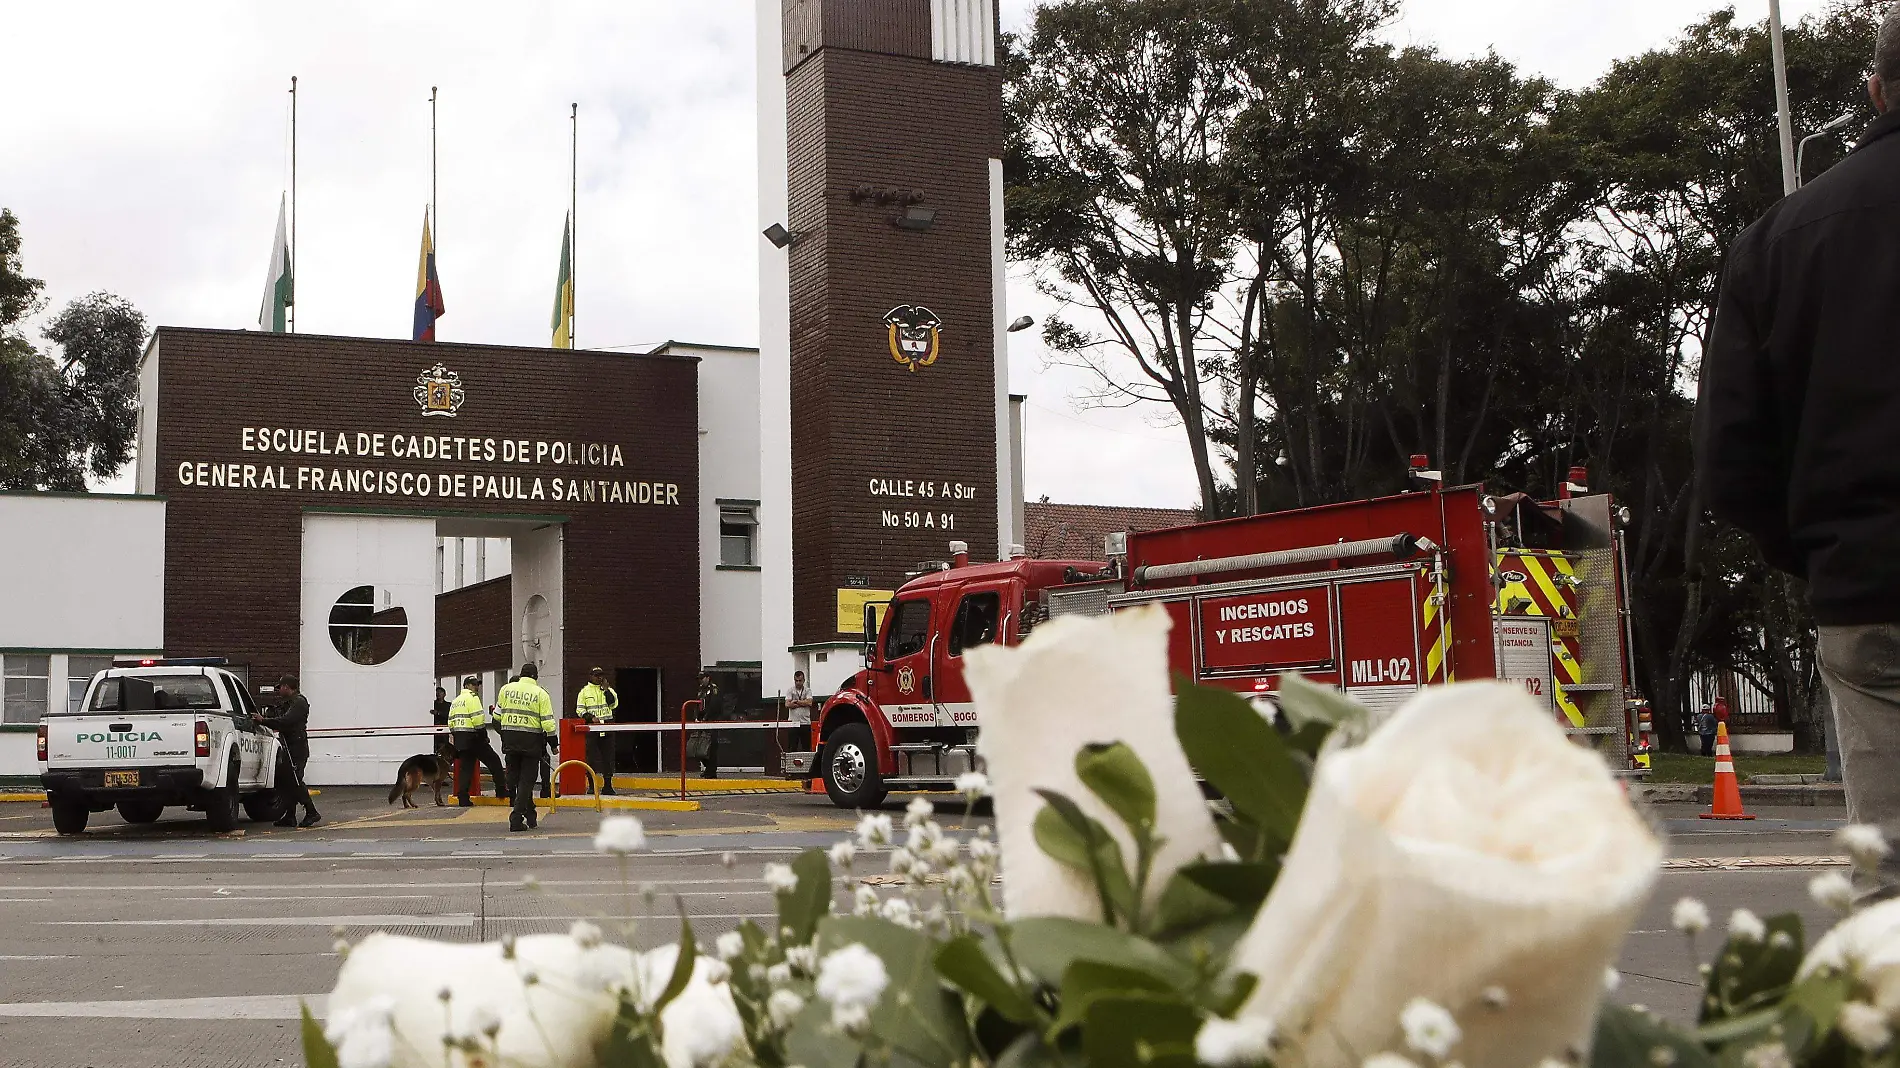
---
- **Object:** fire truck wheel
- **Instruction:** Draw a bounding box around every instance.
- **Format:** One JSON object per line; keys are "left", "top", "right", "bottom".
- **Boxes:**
{"left": 822, "top": 723, "right": 886, "bottom": 810}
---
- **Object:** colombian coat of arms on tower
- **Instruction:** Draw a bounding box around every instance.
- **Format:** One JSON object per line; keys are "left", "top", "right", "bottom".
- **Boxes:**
{"left": 882, "top": 305, "right": 942, "bottom": 373}
{"left": 413, "top": 363, "right": 466, "bottom": 417}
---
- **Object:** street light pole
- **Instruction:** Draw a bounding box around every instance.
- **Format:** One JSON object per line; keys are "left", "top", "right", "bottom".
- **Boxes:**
{"left": 1796, "top": 111, "right": 1860, "bottom": 188}
{"left": 1769, "top": 0, "right": 1798, "bottom": 196}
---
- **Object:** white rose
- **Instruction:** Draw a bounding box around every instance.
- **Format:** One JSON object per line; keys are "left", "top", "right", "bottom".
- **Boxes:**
{"left": 1799, "top": 897, "right": 1900, "bottom": 1014}
{"left": 329, "top": 933, "right": 633, "bottom": 1068}
{"left": 963, "top": 604, "right": 1223, "bottom": 920}
{"left": 1227, "top": 682, "right": 1662, "bottom": 1068}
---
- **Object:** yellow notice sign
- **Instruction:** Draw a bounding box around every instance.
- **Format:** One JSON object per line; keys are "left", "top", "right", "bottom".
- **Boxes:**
{"left": 837, "top": 589, "right": 894, "bottom": 634}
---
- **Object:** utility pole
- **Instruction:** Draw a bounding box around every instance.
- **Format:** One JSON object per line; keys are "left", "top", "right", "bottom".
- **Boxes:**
{"left": 290, "top": 75, "right": 298, "bottom": 332}
{"left": 570, "top": 102, "right": 578, "bottom": 350}
{"left": 1769, "top": 0, "right": 1798, "bottom": 196}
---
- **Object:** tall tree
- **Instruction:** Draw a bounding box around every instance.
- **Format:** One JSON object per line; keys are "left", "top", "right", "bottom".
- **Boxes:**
{"left": 0, "top": 208, "right": 147, "bottom": 491}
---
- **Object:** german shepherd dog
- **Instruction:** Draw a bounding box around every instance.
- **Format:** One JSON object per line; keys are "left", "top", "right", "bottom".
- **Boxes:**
{"left": 388, "top": 754, "right": 451, "bottom": 808}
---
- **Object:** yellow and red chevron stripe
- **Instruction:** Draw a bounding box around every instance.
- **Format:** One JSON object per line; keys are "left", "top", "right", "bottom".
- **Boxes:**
{"left": 1496, "top": 550, "right": 1584, "bottom": 727}
{"left": 1421, "top": 570, "right": 1452, "bottom": 685}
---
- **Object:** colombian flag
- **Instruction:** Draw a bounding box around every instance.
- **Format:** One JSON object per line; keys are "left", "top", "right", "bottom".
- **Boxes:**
{"left": 413, "top": 208, "right": 446, "bottom": 342}
{"left": 551, "top": 213, "right": 573, "bottom": 348}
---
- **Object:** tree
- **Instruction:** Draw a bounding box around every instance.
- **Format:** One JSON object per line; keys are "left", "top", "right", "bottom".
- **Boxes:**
{"left": 0, "top": 208, "right": 147, "bottom": 491}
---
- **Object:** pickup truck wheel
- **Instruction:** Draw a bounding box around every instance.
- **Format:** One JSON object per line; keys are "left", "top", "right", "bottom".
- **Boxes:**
{"left": 204, "top": 757, "right": 241, "bottom": 832}
{"left": 116, "top": 800, "right": 164, "bottom": 824}
{"left": 242, "top": 794, "right": 282, "bottom": 822}
{"left": 50, "top": 798, "right": 88, "bottom": 835}
{"left": 822, "top": 723, "right": 887, "bottom": 810}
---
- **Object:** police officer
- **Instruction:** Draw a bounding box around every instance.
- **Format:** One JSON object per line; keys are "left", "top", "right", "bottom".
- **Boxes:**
{"left": 494, "top": 663, "right": 557, "bottom": 832}
{"left": 448, "top": 676, "right": 507, "bottom": 806}
{"left": 575, "top": 667, "right": 619, "bottom": 795}
{"left": 256, "top": 675, "right": 320, "bottom": 829}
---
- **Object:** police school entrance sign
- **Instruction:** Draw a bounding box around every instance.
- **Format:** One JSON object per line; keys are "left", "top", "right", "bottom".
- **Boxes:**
{"left": 138, "top": 328, "right": 702, "bottom": 782}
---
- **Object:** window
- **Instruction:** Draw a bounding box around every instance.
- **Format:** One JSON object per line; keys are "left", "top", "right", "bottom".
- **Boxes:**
{"left": 719, "top": 505, "right": 757, "bottom": 567}
{"left": 2, "top": 655, "right": 49, "bottom": 724}
{"left": 883, "top": 599, "right": 933, "bottom": 659}
{"left": 87, "top": 672, "right": 222, "bottom": 712}
{"left": 948, "top": 592, "right": 1002, "bottom": 656}
{"left": 66, "top": 656, "right": 115, "bottom": 713}
{"left": 328, "top": 585, "right": 409, "bottom": 666}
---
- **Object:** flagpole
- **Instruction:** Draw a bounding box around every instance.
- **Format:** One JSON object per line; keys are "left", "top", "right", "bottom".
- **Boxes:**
{"left": 570, "top": 102, "right": 578, "bottom": 350}
{"left": 430, "top": 86, "right": 438, "bottom": 252}
{"left": 290, "top": 75, "right": 298, "bottom": 333}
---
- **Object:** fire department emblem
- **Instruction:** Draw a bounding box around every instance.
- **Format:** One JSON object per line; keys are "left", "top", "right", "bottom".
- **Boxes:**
{"left": 896, "top": 665, "right": 916, "bottom": 695}
{"left": 882, "top": 305, "right": 942, "bottom": 373}
{"left": 414, "top": 363, "right": 466, "bottom": 417}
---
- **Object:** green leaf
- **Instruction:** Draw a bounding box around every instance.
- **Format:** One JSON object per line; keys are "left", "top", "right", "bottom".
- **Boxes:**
{"left": 783, "top": 991, "right": 864, "bottom": 1068}
{"left": 1074, "top": 742, "right": 1157, "bottom": 838}
{"left": 993, "top": 1031, "right": 1082, "bottom": 1068}
{"left": 1701, "top": 913, "right": 1805, "bottom": 1022}
{"left": 1079, "top": 992, "right": 1201, "bottom": 1068}
{"left": 1781, "top": 970, "right": 1852, "bottom": 1056}
{"left": 1172, "top": 682, "right": 1308, "bottom": 856}
{"left": 781, "top": 849, "right": 834, "bottom": 946}
{"left": 300, "top": 1004, "right": 338, "bottom": 1068}
{"left": 1151, "top": 859, "right": 1279, "bottom": 936}
{"left": 1690, "top": 1005, "right": 1782, "bottom": 1044}
{"left": 1006, "top": 917, "right": 1198, "bottom": 992}
{"left": 654, "top": 905, "right": 698, "bottom": 1016}
{"left": 1033, "top": 789, "right": 1137, "bottom": 926}
{"left": 1049, "top": 959, "right": 1176, "bottom": 1037}
{"left": 1592, "top": 1004, "right": 1713, "bottom": 1068}
{"left": 1206, "top": 973, "right": 1258, "bottom": 1018}
{"left": 937, "top": 935, "right": 1041, "bottom": 1025}
{"left": 1273, "top": 674, "right": 1363, "bottom": 733}
{"left": 818, "top": 915, "right": 971, "bottom": 1068}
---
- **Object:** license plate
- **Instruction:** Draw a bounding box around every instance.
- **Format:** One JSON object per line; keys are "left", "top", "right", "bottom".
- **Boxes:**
{"left": 103, "top": 770, "right": 140, "bottom": 787}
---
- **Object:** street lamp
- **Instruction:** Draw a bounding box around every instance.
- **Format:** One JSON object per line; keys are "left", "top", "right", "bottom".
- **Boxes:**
{"left": 1796, "top": 110, "right": 1861, "bottom": 188}
{"left": 1769, "top": 0, "right": 1797, "bottom": 196}
{"left": 1006, "top": 315, "right": 1034, "bottom": 332}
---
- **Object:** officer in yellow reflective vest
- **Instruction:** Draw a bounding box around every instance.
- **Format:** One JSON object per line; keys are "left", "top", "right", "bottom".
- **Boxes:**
{"left": 447, "top": 676, "right": 507, "bottom": 806}
{"left": 495, "top": 663, "right": 557, "bottom": 831}
{"left": 575, "top": 667, "right": 620, "bottom": 795}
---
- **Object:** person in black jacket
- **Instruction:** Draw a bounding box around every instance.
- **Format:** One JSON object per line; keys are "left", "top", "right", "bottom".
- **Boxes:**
{"left": 1697, "top": 6, "right": 1900, "bottom": 860}
{"left": 255, "top": 675, "right": 320, "bottom": 828}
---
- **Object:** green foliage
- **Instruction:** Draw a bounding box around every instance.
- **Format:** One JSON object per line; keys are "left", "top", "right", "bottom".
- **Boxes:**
{"left": 780, "top": 849, "right": 834, "bottom": 946}
{"left": 298, "top": 1005, "right": 338, "bottom": 1068}
{"left": 819, "top": 915, "right": 971, "bottom": 1068}
{"left": 1172, "top": 678, "right": 1310, "bottom": 860}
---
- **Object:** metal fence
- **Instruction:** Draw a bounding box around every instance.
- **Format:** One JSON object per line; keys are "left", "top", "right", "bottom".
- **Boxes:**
{"left": 1690, "top": 669, "right": 1781, "bottom": 731}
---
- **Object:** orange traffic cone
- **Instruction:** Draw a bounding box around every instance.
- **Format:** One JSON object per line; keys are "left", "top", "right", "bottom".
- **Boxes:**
{"left": 1700, "top": 721, "right": 1755, "bottom": 820}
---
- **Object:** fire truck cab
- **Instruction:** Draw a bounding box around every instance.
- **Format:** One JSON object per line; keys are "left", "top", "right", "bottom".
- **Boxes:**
{"left": 787, "top": 471, "right": 1644, "bottom": 808}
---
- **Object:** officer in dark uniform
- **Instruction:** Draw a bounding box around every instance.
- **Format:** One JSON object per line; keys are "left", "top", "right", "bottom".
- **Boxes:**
{"left": 256, "top": 675, "right": 320, "bottom": 828}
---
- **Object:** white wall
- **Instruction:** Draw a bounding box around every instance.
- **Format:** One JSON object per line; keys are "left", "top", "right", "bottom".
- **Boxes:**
{"left": 663, "top": 343, "right": 764, "bottom": 672}
{"left": 0, "top": 495, "right": 165, "bottom": 651}
{"left": 757, "top": 0, "right": 796, "bottom": 696}
{"left": 135, "top": 339, "right": 159, "bottom": 494}
{"left": 511, "top": 524, "right": 564, "bottom": 713}
{"left": 298, "top": 513, "right": 437, "bottom": 785}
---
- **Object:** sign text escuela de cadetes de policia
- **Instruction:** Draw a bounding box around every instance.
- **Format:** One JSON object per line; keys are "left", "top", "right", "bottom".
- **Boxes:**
{"left": 145, "top": 327, "right": 702, "bottom": 718}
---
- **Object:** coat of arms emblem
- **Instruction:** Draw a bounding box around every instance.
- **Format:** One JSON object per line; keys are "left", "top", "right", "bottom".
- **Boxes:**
{"left": 414, "top": 363, "right": 466, "bottom": 417}
{"left": 883, "top": 305, "right": 942, "bottom": 373}
{"left": 896, "top": 665, "right": 916, "bottom": 695}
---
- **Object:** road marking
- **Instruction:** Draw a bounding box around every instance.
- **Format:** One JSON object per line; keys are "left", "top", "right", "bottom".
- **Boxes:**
{"left": 164, "top": 894, "right": 437, "bottom": 902}
{"left": 0, "top": 995, "right": 326, "bottom": 1020}
{"left": 153, "top": 854, "right": 207, "bottom": 860}
{"left": 1662, "top": 855, "right": 1848, "bottom": 870}
{"left": 0, "top": 876, "right": 805, "bottom": 893}
{"left": 0, "top": 955, "right": 74, "bottom": 960}
{"left": 43, "top": 914, "right": 473, "bottom": 928}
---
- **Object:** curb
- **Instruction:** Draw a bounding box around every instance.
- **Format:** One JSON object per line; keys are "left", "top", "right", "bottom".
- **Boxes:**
{"left": 0, "top": 792, "right": 44, "bottom": 803}
{"left": 467, "top": 795, "right": 701, "bottom": 813}
{"left": 612, "top": 776, "right": 800, "bottom": 793}
{"left": 1631, "top": 783, "right": 1845, "bottom": 807}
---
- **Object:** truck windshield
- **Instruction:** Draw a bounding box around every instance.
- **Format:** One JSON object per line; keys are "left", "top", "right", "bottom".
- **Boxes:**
{"left": 86, "top": 674, "right": 222, "bottom": 712}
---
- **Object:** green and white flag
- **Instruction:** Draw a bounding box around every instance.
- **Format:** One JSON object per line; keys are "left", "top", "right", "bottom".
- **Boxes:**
{"left": 258, "top": 194, "right": 293, "bottom": 332}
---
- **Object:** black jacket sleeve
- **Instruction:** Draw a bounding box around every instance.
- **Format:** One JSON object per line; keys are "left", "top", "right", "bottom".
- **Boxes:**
{"left": 1695, "top": 235, "right": 1803, "bottom": 576}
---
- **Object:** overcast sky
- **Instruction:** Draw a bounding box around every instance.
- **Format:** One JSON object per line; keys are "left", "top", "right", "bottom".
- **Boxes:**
{"left": 0, "top": 0, "right": 1839, "bottom": 506}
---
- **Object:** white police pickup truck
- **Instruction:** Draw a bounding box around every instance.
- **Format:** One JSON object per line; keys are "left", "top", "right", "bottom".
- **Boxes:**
{"left": 38, "top": 661, "right": 282, "bottom": 835}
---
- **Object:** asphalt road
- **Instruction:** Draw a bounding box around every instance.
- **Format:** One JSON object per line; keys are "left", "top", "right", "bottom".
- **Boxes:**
{"left": 0, "top": 792, "right": 1850, "bottom": 1068}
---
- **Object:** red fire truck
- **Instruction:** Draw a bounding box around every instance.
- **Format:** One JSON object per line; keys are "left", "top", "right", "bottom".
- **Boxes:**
{"left": 784, "top": 467, "right": 1644, "bottom": 808}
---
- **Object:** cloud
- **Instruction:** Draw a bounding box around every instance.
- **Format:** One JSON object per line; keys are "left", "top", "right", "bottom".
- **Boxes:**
{"left": 3, "top": 0, "right": 1840, "bottom": 507}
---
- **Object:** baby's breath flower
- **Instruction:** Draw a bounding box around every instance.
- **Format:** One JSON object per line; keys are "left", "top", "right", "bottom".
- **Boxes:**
{"left": 768, "top": 988, "right": 806, "bottom": 1030}
{"left": 1193, "top": 1016, "right": 1275, "bottom": 1066}
{"left": 1840, "top": 824, "right": 1891, "bottom": 871}
{"left": 592, "top": 815, "right": 646, "bottom": 855}
{"left": 766, "top": 962, "right": 793, "bottom": 987}
{"left": 955, "top": 770, "right": 990, "bottom": 797}
{"left": 1399, "top": 998, "right": 1459, "bottom": 1058}
{"left": 816, "top": 943, "right": 889, "bottom": 1012}
{"left": 1727, "top": 909, "right": 1766, "bottom": 944}
{"left": 852, "top": 884, "right": 880, "bottom": 915}
{"left": 1671, "top": 897, "right": 1710, "bottom": 935}
{"left": 1839, "top": 1000, "right": 1892, "bottom": 1052}
{"left": 1810, "top": 871, "right": 1856, "bottom": 913}
{"left": 764, "top": 862, "right": 799, "bottom": 893}
{"left": 828, "top": 840, "right": 857, "bottom": 869}
{"left": 333, "top": 939, "right": 352, "bottom": 956}
{"left": 786, "top": 945, "right": 816, "bottom": 974}
{"left": 968, "top": 836, "right": 997, "bottom": 862}
{"left": 927, "top": 836, "right": 961, "bottom": 867}
{"left": 889, "top": 847, "right": 916, "bottom": 874}
{"left": 855, "top": 812, "right": 894, "bottom": 848}
{"left": 1740, "top": 1042, "right": 1792, "bottom": 1068}
{"left": 831, "top": 1002, "right": 871, "bottom": 1034}
{"left": 879, "top": 897, "right": 914, "bottom": 926}
{"left": 570, "top": 920, "right": 603, "bottom": 949}
{"left": 721, "top": 851, "right": 736, "bottom": 868}
{"left": 905, "top": 796, "right": 934, "bottom": 826}
{"left": 1768, "top": 930, "right": 1795, "bottom": 950}
{"left": 1603, "top": 968, "right": 1621, "bottom": 992}
{"left": 1479, "top": 985, "right": 1507, "bottom": 1010}
{"left": 714, "top": 930, "right": 745, "bottom": 960}
{"left": 520, "top": 875, "right": 541, "bottom": 891}
{"left": 465, "top": 1003, "right": 502, "bottom": 1039}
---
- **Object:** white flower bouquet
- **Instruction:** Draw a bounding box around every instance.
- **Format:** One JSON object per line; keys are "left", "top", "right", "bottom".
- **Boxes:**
{"left": 306, "top": 606, "right": 1900, "bottom": 1068}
